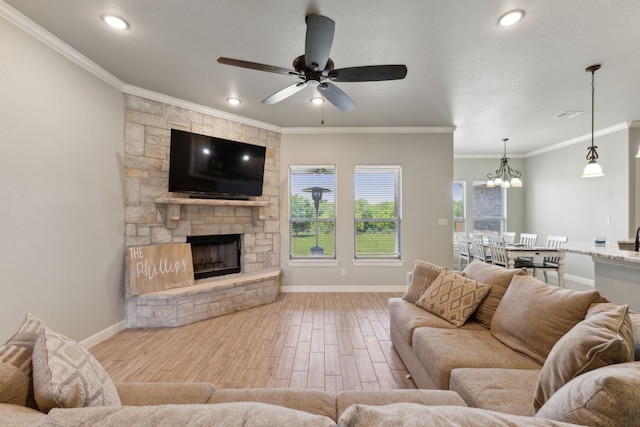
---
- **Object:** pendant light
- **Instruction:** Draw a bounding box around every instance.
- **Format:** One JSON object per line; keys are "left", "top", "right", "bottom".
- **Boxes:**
{"left": 486, "top": 138, "right": 522, "bottom": 188}
{"left": 582, "top": 65, "right": 604, "bottom": 177}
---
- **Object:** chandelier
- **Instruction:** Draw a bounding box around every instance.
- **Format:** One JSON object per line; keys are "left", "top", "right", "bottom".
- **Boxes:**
{"left": 486, "top": 138, "right": 522, "bottom": 188}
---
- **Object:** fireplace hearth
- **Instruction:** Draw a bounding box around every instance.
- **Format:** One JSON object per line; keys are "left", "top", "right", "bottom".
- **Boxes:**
{"left": 187, "top": 234, "right": 241, "bottom": 279}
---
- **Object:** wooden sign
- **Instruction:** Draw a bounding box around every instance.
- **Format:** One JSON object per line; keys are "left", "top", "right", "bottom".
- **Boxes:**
{"left": 128, "top": 243, "right": 195, "bottom": 296}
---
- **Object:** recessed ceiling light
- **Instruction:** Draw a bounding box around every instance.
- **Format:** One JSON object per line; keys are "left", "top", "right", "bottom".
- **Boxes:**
{"left": 311, "top": 97, "right": 324, "bottom": 105}
{"left": 498, "top": 10, "right": 524, "bottom": 26}
{"left": 227, "top": 98, "right": 241, "bottom": 105}
{"left": 103, "top": 15, "right": 129, "bottom": 30}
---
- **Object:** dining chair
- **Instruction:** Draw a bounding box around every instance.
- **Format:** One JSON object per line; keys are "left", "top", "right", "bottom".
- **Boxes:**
{"left": 469, "top": 233, "right": 491, "bottom": 263}
{"left": 502, "top": 232, "right": 516, "bottom": 243}
{"left": 519, "top": 233, "right": 538, "bottom": 246}
{"left": 530, "top": 236, "right": 568, "bottom": 284}
{"left": 455, "top": 232, "right": 472, "bottom": 270}
{"left": 487, "top": 235, "right": 508, "bottom": 267}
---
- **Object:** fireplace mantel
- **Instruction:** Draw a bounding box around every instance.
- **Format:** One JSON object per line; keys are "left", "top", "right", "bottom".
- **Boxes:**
{"left": 155, "top": 197, "right": 271, "bottom": 228}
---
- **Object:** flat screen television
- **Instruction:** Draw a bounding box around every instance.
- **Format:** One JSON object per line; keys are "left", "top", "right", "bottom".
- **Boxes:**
{"left": 168, "top": 129, "right": 266, "bottom": 198}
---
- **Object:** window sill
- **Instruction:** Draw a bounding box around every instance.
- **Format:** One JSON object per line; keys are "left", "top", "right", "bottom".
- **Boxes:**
{"left": 287, "top": 259, "right": 340, "bottom": 267}
{"left": 352, "top": 259, "right": 405, "bottom": 267}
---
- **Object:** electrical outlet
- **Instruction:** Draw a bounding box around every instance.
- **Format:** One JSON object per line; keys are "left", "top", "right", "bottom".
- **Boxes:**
{"left": 340, "top": 268, "right": 346, "bottom": 276}
{"left": 605, "top": 217, "right": 611, "bottom": 225}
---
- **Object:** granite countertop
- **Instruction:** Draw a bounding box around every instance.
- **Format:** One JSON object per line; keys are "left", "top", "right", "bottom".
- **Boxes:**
{"left": 561, "top": 242, "right": 640, "bottom": 264}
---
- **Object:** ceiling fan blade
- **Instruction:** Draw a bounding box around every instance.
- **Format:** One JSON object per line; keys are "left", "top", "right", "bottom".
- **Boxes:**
{"left": 305, "top": 14, "right": 335, "bottom": 71}
{"left": 318, "top": 82, "right": 356, "bottom": 112}
{"left": 263, "top": 82, "right": 308, "bottom": 104}
{"left": 217, "top": 57, "right": 296, "bottom": 76}
{"left": 328, "top": 65, "right": 408, "bottom": 82}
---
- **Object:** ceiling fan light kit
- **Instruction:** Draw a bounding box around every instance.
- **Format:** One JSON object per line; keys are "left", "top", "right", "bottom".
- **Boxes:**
{"left": 217, "top": 14, "right": 407, "bottom": 112}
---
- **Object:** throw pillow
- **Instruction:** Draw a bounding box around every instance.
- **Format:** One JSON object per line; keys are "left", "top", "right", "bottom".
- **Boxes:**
{"left": 462, "top": 260, "right": 528, "bottom": 328}
{"left": 536, "top": 361, "right": 640, "bottom": 426}
{"left": 0, "top": 313, "right": 45, "bottom": 408}
{"left": 32, "top": 327, "right": 121, "bottom": 412}
{"left": 415, "top": 268, "right": 491, "bottom": 327}
{"left": 490, "top": 275, "right": 600, "bottom": 364}
{"left": 402, "top": 260, "right": 443, "bottom": 303}
{"left": 533, "top": 304, "right": 634, "bottom": 411}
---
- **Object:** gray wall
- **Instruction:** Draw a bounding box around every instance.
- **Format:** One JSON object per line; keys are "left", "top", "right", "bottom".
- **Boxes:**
{"left": 280, "top": 132, "right": 454, "bottom": 289}
{"left": 0, "top": 19, "right": 125, "bottom": 341}
{"left": 524, "top": 129, "right": 629, "bottom": 280}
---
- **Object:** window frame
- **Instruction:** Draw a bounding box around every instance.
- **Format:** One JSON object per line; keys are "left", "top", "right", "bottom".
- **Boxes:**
{"left": 288, "top": 165, "right": 337, "bottom": 260}
{"left": 353, "top": 165, "right": 402, "bottom": 260}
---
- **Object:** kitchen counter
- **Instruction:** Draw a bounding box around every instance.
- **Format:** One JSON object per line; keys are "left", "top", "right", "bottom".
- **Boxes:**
{"left": 562, "top": 242, "right": 640, "bottom": 311}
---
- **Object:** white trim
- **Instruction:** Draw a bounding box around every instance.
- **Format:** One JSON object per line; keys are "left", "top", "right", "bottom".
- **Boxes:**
{"left": 352, "top": 259, "right": 406, "bottom": 267}
{"left": 122, "top": 85, "right": 282, "bottom": 133}
{"left": 281, "top": 285, "right": 406, "bottom": 293}
{"left": 79, "top": 320, "right": 126, "bottom": 349}
{"left": 564, "top": 273, "right": 595, "bottom": 288}
{"left": 282, "top": 126, "right": 456, "bottom": 135}
{"left": 0, "top": 2, "right": 125, "bottom": 91}
{"left": 287, "top": 259, "right": 340, "bottom": 267}
{"left": 525, "top": 122, "right": 630, "bottom": 157}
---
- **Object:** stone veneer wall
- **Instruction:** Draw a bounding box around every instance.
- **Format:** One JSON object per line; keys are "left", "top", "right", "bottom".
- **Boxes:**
{"left": 123, "top": 95, "right": 281, "bottom": 325}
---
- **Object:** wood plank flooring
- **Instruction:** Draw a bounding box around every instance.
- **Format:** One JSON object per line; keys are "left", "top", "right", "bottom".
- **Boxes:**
{"left": 90, "top": 292, "right": 416, "bottom": 392}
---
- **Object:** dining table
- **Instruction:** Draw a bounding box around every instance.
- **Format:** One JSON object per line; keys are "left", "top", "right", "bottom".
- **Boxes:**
{"left": 504, "top": 244, "right": 565, "bottom": 288}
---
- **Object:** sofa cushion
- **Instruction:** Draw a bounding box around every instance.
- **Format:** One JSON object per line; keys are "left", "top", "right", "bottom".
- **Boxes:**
{"left": 463, "top": 260, "right": 528, "bottom": 328}
{"left": 490, "top": 275, "right": 600, "bottom": 364}
{"left": 533, "top": 304, "right": 635, "bottom": 411}
{"left": 338, "top": 403, "right": 577, "bottom": 427}
{"left": 336, "top": 389, "right": 466, "bottom": 419}
{"left": 32, "top": 327, "right": 121, "bottom": 412}
{"left": 388, "top": 298, "right": 486, "bottom": 346}
{"left": 415, "top": 269, "right": 491, "bottom": 327}
{"left": 42, "top": 402, "right": 336, "bottom": 427}
{"left": 449, "top": 368, "right": 541, "bottom": 417}
{"left": 0, "top": 403, "right": 46, "bottom": 426}
{"left": 402, "top": 260, "right": 443, "bottom": 303}
{"left": 536, "top": 361, "right": 640, "bottom": 427}
{"left": 116, "top": 381, "right": 216, "bottom": 405}
{"left": 412, "top": 327, "right": 541, "bottom": 389}
{"left": 209, "top": 388, "right": 336, "bottom": 421}
{"left": 0, "top": 313, "right": 45, "bottom": 408}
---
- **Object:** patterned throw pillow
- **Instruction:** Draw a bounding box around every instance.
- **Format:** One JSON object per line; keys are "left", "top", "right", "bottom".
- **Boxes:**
{"left": 402, "top": 260, "right": 443, "bottom": 303}
{"left": 0, "top": 313, "right": 45, "bottom": 408}
{"left": 32, "top": 327, "right": 121, "bottom": 412}
{"left": 415, "top": 268, "right": 491, "bottom": 327}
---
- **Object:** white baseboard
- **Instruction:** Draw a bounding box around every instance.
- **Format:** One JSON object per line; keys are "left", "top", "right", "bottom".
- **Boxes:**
{"left": 81, "top": 320, "right": 126, "bottom": 349}
{"left": 281, "top": 285, "right": 407, "bottom": 293}
{"left": 565, "top": 273, "right": 595, "bottom": 287}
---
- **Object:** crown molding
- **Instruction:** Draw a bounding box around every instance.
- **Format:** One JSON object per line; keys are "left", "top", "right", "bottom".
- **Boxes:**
{"left": 0, "top": 1, "right": 125, "bottom": 91}
{"left": 525, "top": 122, "right": 630, "bottom": 157}
{"left": 122, "top": 85, "right": 282, "bottom": 133}
{"left": 282, "top": 126, "right": 456, "bottom": 135}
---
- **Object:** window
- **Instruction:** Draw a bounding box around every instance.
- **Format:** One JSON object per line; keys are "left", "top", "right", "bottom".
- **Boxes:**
{"left": 472, "top": 180, "right": 505, "bottom": 236}
{"left": 354, "top": 165, "right": 401, "bottom": 258}
{"left": 289, "top": 166, "right": 336, "bottom": 258}
{"left": 453, "top": 181, "right": 466, "bottom": 235}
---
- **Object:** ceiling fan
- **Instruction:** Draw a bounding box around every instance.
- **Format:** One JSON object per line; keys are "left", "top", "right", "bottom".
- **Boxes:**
{"left": 217, "top": 14, "right": 408, "bottom": 112}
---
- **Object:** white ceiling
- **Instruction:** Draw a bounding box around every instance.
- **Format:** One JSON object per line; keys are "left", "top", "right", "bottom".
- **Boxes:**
{"left": 4, "top": 0, "right": 640, "bottom": 155}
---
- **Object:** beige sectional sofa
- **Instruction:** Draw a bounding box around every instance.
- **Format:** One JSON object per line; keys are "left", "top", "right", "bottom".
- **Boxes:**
{"left": 390, "top": 259, "right": 640, "bottom": 425}
{"left": 2, "top": 260, "right": 639, "bottom": 426}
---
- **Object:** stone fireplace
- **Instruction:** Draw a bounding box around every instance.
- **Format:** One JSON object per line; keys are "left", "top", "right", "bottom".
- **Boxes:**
{"left": 188, "top": 234, "right": 241, "bottom": 279}
{"left": 123, "top": 94, "right": 282, "bottom": 327}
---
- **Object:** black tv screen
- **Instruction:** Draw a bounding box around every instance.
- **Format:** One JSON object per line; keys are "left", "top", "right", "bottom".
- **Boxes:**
{"left": 168, "top": 129, "right": 266, "bottom": 198}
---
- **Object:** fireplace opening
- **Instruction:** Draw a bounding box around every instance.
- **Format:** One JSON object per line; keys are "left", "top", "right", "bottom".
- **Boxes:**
{"left": 187, "top": 234, "right": 241, "bottom": 280}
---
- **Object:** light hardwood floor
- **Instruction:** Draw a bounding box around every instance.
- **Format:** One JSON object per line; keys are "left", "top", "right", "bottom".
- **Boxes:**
{"left": 90, "top": 292, "right": 416, "bottom": 392}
